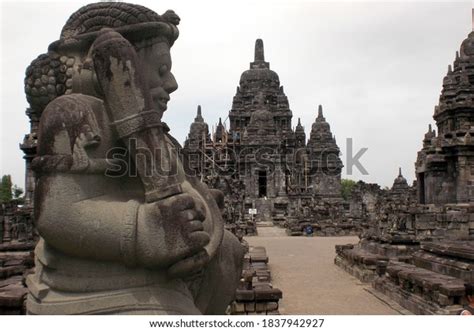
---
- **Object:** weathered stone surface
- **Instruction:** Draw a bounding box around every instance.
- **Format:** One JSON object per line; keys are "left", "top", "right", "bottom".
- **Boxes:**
{"left": 420, "top": 241, "right": 474, "bottom": 261}
{"left": 235, "top": 289, "right": 254, "bottom": 302}
{"left": 254, "top": 288, "right": 283, "bottom": 302}
{"left": 412, "top": 250, "right": 473, "bottom": 283}
{"left": 375, "top": 261, "right": 466, "bottom": 313}
{"left": 0, "top": 284, "right": 27, "bottom": 309}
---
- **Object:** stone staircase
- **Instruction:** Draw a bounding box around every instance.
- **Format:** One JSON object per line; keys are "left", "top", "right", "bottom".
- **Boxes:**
{"left": 373, "top": 241, "right": 473, "bottom": 314}
{"left": 254, "top": 199, "right": 273, "bottom": 223}
{"left": 335, "top": 239, "right": 473, "bottom": 314}
{"left": 374, "top": 260, "right": 466, "bottom": 314}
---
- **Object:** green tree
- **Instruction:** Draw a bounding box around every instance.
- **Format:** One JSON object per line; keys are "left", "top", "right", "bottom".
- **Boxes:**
{"left": 341, "top": 178, "right": 356, "bottom": 201}
{"left": 0, "top": 175, "right": 13, "bottom": 203}
{"left": 12, "top": 185, "right": 24, "bottom": 199}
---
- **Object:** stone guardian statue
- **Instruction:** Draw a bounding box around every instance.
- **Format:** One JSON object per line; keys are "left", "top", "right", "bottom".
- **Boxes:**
{"left": 24, "top": 2, "right": 244, "bottom": 315}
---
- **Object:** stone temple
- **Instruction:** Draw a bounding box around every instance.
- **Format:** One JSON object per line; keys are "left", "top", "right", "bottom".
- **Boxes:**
{"left": 335, "top": 28, "right": 474, "bottom": 315}
{"left": 415, "top": 46, "right": 474, "bottom": 204}
{"left": 183, "top": 39, "right": 343, "bottom": 229}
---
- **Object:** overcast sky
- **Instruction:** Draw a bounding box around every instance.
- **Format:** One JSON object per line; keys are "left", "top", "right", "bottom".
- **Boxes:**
{"left": 1, "top": 0, "right": 473, "bottom": 189}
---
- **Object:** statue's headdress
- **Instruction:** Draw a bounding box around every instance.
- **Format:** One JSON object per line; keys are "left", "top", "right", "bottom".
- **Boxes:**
{"left": 25, "top": 2, "right": 179, "bottom": 115}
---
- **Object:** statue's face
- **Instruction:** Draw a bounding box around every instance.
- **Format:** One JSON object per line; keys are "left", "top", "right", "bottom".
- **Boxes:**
{"left": 136, "top": 40, "right": 178, "bottom": 113}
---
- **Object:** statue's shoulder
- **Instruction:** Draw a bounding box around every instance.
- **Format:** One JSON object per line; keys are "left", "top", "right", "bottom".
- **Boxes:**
{"left": 165, "top": 132, "right": 182, "bottom": 149}
{"left": 40, "top": 94, "right": 105, "bottom": 124}
{"left": 34, "top": 94, "right": 109, "bottom": 173}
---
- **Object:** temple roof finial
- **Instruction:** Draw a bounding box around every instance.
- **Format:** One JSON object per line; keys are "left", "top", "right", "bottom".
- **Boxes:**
{"left": 398, "top": 167, "right": 402, "bottom": 177}
{"left": 428, "top": 124, "right": 432, "bottom": 132}
{"left": 317, "top": 105, "right": 324, "bottom": 119}
{"left": 194, "top": 105, "right": 204, "bottom": 122}
{"left": 298, "top": 117, "right": 301, "bottom": 126}
{"left": 255, "top": 39, "right": 264, "bottom": 62}
{"left": 472, "top": 8, "right": 474, "bottom": 31}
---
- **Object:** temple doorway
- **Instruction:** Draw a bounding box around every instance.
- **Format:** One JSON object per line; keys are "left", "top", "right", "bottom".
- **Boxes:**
{"left": 419, "top": 173, "right": 425, "bottom": 204}
{"left": 258, "top": 170, "right": 267, "bottom": 197}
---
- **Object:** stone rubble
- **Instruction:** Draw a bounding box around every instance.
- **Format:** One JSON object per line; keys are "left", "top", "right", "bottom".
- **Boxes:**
{"left": 229, "top": 246, "right": 283, "bottom": 315}
{"left": 0, "top": 202, "right": 36, "bottom": 314}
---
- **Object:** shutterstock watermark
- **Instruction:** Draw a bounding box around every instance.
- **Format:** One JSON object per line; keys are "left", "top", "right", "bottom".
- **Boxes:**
{"left": 103, "top": 137, "right": 369, "bottom": 178}
{"left": 345, "top": 138, "right": 368, "bottom": 175}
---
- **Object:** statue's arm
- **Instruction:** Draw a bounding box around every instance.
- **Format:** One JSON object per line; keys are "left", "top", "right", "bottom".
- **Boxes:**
{"left": 35, "top": 176, "right": 139, "bottom": 264}
{"left": 35, "top": 174, "right": 209, "bottom": 269}
{"left": 33, "top": 95, "right": 139, "bottom": 264}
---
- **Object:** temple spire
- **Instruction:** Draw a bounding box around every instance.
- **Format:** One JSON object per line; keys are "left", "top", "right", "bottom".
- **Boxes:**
{"left": 255, "top": 39, "right": 265, "bottom": 62}
{"left": 472, "top": 8, "right": 474, "bottom": 31}
{"left": 428, "top": 124, "right": 432, "bottom": 132}
{"left": 398, "top": 167, "right": 402, "bottom": 177}
{"left": 298, "top": 118, "right": 301, "bottom": 126}
{"left": 194, "top": 105, "right": 204, "bottom": 122}
{"left": 317, "top": 105, "right": 325, "bottom": 120}
{"left": 250, "top": 38, "right": 269, "bottom": 69}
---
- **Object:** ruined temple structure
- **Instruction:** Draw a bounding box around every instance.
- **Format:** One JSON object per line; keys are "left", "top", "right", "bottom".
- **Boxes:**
{"left": 336, "top": 28, "right": 474, "bottom": 315}
{"left": 0, "top": 202, "right": 36, "bottom": 314}
{"left": 0, "top": 95, "right": 37, "bottom": 315}
{"left": 183, "top": 39, "right": 344, "bottom": 233}
{"left": 0, "top": 203, "right": 35, "bottom": 249}
{"left": 345, "top": 181, "right": 382, "bottom": 227}
{"left": 335, "top": 170, "right": 418, "bottom": 280}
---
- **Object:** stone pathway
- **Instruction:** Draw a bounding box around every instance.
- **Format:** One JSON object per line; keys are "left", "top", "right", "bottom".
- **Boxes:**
{"left": 245, "top": 226, "right": 402, "bottom": 315}
{"left": 256, "top": 224, "right": 287, "bottom": 237}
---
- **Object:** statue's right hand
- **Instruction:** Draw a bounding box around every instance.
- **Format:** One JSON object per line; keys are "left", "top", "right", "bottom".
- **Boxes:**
{"left": 136, "top": 193, "right": 210, "bottom": 268}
